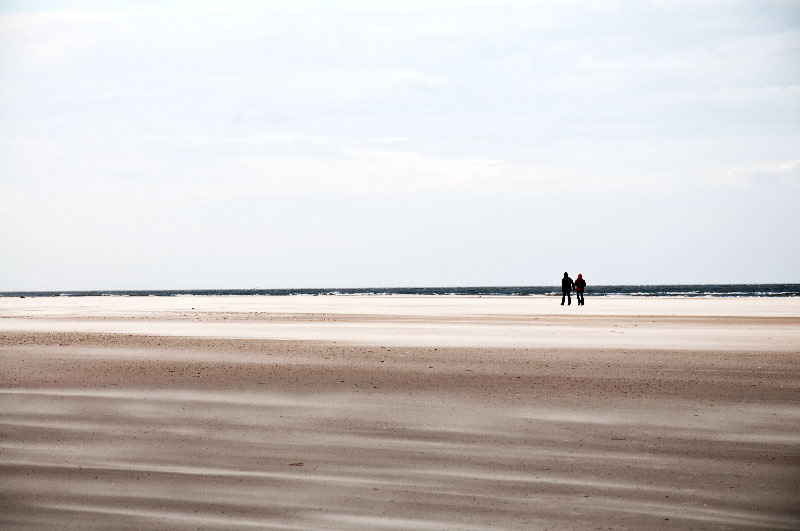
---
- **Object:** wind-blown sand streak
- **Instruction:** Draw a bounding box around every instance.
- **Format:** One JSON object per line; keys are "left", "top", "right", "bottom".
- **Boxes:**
{"left": 1, "top": 296, "right": 799, "bottom": 530}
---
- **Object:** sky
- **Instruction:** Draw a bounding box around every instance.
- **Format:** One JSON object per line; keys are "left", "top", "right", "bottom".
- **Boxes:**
{"left": 1, "top": 0, "right": 799, "bottom": 289}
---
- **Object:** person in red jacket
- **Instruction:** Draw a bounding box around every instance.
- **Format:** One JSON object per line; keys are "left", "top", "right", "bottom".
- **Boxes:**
{"left": 574, "top": 274, "right": 586, "bottom": 305}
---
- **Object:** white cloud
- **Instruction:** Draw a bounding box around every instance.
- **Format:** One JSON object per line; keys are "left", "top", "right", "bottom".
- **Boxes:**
{"left": 1, "top": 0, "right": 799, "bottom": 287}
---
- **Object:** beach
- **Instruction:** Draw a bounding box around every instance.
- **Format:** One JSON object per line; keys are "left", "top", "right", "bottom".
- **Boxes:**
{"left": 1, "top": 295, "right": 799, "bottom": 530}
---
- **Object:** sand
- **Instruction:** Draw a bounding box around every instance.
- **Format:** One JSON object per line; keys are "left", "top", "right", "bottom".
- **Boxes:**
{"left": 1, "top": 296, "right": 799, "bottom": 530}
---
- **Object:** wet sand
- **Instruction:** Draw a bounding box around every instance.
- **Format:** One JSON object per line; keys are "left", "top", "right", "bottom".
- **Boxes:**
{"left": 1, "top": 296, "right": 799, "bottom": 530}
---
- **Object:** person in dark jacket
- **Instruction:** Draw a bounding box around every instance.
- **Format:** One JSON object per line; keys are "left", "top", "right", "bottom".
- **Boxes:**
{"left": 561, "top": 272, "right": 573, "bottom": 305}
{"left": 574, "top": 273, "right": 586, "bottom": 305}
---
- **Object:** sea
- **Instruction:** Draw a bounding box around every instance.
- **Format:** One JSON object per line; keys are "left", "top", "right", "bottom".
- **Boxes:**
{"left": 1, "top": 284, "right": 798, "bottom": 298}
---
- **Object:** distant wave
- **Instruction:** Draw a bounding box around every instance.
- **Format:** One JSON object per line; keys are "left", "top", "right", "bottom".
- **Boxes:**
{"left": 2, "top": 284, "right": 798, "bottom": 298}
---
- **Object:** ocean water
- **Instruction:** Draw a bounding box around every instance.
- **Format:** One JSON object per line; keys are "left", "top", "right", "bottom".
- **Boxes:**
{"left": 1, "top": 284, "right": 798, "bottom": 298}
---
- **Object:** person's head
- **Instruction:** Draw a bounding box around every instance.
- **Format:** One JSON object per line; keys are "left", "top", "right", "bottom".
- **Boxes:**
{"left": 564, "top": 272, "right": 569, "bottom": 277}
{"left": 578, "top": 274, "right": 582, "bottom": 279}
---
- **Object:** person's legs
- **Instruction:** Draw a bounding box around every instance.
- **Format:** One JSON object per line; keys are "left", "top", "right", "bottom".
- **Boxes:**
{"left": 578, "top": 291, "right": 584, "bottom": 305}
{"left": 561, "top": 292, "right": 566, "bottom": 305}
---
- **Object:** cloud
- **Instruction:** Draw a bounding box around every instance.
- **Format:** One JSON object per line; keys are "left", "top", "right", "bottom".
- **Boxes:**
{"left": 1, "top": 0, "right": 799, "bottom": 287}
{"left": 738, "top": 161, "right": 800, "bottom": 187}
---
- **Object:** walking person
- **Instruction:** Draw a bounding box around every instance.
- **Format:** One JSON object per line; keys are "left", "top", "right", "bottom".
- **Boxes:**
{"left": 574, "top": 273, "right": 586, "bottom": 305}
{"left": 561, "top": 272, "right": 573, "bottom": 306}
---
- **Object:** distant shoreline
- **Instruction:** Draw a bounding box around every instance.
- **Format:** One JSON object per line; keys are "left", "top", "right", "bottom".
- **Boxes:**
{"left": 2, "top": 284, "right": 798, "bottom": 298}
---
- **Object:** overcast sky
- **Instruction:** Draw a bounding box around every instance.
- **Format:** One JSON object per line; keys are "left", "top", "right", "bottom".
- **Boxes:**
{"left": 1, "top": 0, "right": 798, "bottom": 289}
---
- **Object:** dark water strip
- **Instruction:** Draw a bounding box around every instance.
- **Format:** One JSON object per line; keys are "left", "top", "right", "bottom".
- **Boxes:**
{"left": 1, "top": 284, "right": 798, "bottom": 298}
